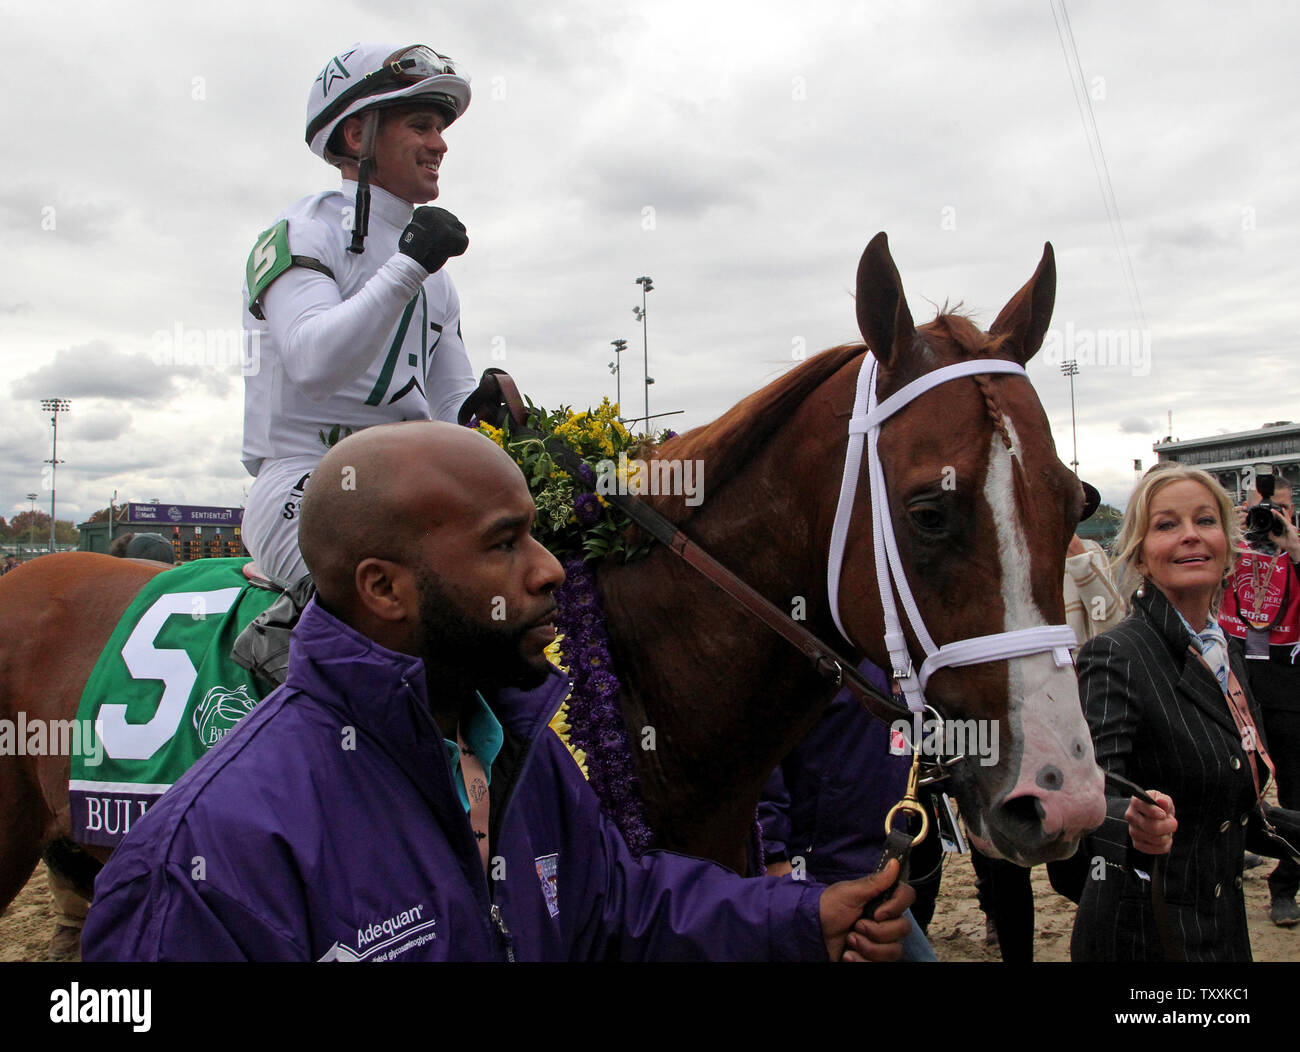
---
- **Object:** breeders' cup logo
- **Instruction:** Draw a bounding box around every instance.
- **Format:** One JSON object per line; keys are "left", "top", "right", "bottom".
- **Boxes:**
{"left": 535, "top": 853, "right": 560, "bottom": 918}
{"left": 1233, "top": 553, "right": 1287, "bottom": 628}
{"left": 193, "top": 684, "right": 259, "bottom": 748}
{"left": 167, "top": 506, "right": 183, "bottom": 522}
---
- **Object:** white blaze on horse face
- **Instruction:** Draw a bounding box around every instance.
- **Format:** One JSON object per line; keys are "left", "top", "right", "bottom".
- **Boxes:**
{"left": 982, "top": 421, "right": 1105, "bottom": 852}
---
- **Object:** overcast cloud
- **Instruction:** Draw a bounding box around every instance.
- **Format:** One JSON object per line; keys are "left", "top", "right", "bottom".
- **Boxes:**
{"left": 1, "top": 0, "right": 1297, "bottom": 526}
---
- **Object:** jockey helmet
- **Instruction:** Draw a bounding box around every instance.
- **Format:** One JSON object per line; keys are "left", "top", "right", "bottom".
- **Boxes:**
{"left": 306, "top": 43, "right": 471, "bottom": 165}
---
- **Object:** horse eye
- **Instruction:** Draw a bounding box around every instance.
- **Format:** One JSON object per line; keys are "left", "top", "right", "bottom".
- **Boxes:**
{"left": 908, "top": 505, "right": 945, "bottom": 532}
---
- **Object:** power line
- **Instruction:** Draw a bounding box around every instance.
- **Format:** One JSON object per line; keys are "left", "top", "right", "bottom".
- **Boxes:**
{"left": 1060, "top": 0, "right": 1146, "bottom": 330}
{"left": 1051, "top": 0, "right": 1147, "bottom": 331}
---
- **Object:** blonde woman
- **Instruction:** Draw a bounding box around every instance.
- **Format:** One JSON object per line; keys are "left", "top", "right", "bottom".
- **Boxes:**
{"left": 1071, "top": 465, "right": 1284, "bottom": 961}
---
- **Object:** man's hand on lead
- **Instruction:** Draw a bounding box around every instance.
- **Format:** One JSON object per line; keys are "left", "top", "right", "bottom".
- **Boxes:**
{"left": 819, "top": 858, "right": 916, "bottom": 962}
{"left": 399, "top": 206, "right": 469, "bottom": 273}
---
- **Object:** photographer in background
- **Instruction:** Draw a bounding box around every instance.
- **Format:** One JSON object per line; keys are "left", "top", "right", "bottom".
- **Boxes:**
{"left": 1220, "top": 470, "right": 1300, "bottom": 926}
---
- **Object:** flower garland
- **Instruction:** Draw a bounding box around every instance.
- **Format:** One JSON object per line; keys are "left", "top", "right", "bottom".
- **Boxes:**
{"left": 477, "top": 397, "right": 673, "bottom": 563}
{"left": 552, "top": 556, "right": 654, "bottom": 856}
{"left": 479, "top": 401, "right": 659, "bottom": 855}
{"left": 543, "top": 638, "right": 588, "bottom": 780}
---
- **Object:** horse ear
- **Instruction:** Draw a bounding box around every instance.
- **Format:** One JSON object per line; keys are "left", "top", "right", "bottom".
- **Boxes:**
{"left": 856, "top": 232, "right": 918, "bottom": 369}
{"left": 989, "top": 242, "right": 1056, "bottom": 364}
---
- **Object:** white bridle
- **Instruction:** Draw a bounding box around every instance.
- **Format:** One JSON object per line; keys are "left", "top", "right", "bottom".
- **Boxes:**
{"left": 826, "top": 352, "right": 1076, "bottom": 714}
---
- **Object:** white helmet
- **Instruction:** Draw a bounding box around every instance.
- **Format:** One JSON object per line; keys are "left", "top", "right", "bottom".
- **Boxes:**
{"left": 305, "top": 43, "right": 471, "bottom": 163}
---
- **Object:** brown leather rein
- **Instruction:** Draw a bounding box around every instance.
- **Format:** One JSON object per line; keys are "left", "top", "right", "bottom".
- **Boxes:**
{"left": 1101, "top": 770, "right": 1179, "bottom": 962}
{"left": 459, "top": 368, "right": 913, "bottom": 729}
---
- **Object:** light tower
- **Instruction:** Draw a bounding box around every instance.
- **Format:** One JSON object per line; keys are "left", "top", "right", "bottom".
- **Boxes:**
{"left": 609, "top": 338, "right": 627, "bottom": 417}
{"left": 25, "top": 492, "right": 38, "bottom": 550}
{"left": 41, "top": 398, "right": 71, "bottom": 552}
{"left": 634, "top": 276, "right": 654, "bottom": 432}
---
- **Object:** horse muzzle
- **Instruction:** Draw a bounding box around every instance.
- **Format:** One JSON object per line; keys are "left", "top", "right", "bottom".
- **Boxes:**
{"left": 948, "top": 680, "right": 1108, "bottom": 865}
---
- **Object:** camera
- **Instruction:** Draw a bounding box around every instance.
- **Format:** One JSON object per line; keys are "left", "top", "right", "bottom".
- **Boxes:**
{"left": 1245, "top": 473, "right": 1285, "bottom": 550}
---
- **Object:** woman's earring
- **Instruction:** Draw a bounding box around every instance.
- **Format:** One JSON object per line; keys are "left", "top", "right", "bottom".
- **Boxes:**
{"left": 1136, "top": 579, "right": 1146, "bottom": 599}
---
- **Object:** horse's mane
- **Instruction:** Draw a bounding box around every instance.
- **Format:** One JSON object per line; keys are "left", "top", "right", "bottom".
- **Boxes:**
{"left": 658, "top": 312, "right": 1009, "bottom": 496}
{"left": 659, "top": 343, "right": 866, "bottom": 495}
{"left": 921, "top": 306, "right": 1011, "bottom": 359}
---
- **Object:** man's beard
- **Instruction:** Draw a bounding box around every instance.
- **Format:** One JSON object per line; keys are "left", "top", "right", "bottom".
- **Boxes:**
{"left": 415, "top": 568, "right": 551, "bottom": 691}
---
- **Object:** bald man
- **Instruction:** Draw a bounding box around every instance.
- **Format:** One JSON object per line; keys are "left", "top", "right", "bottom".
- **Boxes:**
{"left": 84, "top": 421, "right": 913, "bottom": 961}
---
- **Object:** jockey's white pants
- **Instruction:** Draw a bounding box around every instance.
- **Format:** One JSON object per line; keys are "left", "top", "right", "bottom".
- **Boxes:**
{"left": 241, "top": 454, "right": 318, "bottom": 587}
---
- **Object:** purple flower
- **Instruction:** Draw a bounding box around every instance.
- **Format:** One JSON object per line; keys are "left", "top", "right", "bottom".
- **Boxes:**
{"left": 662, "top": 429, "right": 678, "bottom": 440}
{"left": 574, "top": 492, "right": 601, "bottom": 527}
{"left": 569, "top": 584, "right": 598, "bottom": 609}
{"left": 580, "top": 644, "right": 612, "bottom": 671}
{"left": 557, "top": 561, "right": 598, "bottom": 607}
{"left": 600, "top": 730, "right": 628, "bottom": 755}
{"left": 627, "top": 828, "right": 653, "bottom": 855}
{"left": 586, "top": 670, "right": 621, "bottom": 700}
{"left": 545, "top": 547, "right": 655, "bottom": 856}
{"left": 577, "top": 462, "right": 597, "bottom": 488}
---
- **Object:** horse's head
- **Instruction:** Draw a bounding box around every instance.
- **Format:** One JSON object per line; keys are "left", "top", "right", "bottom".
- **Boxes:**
{"left": 838, "top": 232, "right": 1106, "bottom": 865}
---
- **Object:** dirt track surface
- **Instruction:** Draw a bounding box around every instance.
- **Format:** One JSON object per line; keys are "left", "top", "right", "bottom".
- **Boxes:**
{"left": 0, "top": 864, "right": 60, "bottom": 962}
{"left": 925, "top": 846, "right": 1294, "bottom": 962}
{"left": 3, "top": 850, "right": 1296, "bottom": 962}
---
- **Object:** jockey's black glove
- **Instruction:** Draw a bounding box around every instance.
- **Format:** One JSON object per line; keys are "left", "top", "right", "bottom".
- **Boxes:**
{"left": 398, "top": 206, "right": 468, "bottom": 273}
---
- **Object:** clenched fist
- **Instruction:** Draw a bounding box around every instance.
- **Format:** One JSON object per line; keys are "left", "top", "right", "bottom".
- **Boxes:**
{"left": 399, "top": 206, "right": 469, "bottom": 274}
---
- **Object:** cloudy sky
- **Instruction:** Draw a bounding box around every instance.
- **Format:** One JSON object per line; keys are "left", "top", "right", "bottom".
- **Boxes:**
{"left": 2, "top": 0, "right": 1296, "bottom": 529}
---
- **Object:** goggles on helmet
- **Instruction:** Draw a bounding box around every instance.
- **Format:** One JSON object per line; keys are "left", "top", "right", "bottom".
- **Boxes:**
{"left": 305, "top": 46, "right": 462, "bottom": 146}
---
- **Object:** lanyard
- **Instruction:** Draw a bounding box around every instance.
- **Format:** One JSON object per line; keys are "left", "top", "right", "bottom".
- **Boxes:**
{"left": 1188, "top": 646, "right": 1276, "bottom": 800}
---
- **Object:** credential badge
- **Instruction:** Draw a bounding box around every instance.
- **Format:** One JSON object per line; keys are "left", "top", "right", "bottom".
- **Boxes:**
{"left": 535, "top": 853, "right": 559, "bottom": 918}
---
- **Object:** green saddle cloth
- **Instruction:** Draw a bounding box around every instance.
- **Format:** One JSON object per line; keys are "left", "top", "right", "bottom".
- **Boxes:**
{"left": 69, "top": 558, "right": 278, "bottom": 846}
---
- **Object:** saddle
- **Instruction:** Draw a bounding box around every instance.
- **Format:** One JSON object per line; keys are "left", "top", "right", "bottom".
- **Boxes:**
{"left": 230, "top": 572, "right": 316, "bottom": 689}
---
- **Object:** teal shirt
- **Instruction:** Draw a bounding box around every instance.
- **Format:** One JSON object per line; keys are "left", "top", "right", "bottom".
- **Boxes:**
{"left": 441, "top": 691, "right": 504, "bottom": 812}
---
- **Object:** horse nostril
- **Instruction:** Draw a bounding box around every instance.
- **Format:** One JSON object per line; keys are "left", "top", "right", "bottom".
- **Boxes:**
{"left": 998, "top": 793, "right": 1046, "bottom": 835}
{"left": 1036, "top": 764, "right": 1064, "bottom": 791}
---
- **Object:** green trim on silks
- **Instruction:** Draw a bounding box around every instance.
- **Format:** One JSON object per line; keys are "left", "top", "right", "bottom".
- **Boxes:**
{"left": 365, "top": 293, "right": 420, "bottom": 405}
{"left": 419, "top": 285, "right": 429, "bottom": 375}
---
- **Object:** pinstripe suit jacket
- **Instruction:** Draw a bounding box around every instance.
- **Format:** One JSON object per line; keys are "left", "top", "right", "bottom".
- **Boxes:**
{"left": 1070, "top": 585, "right": 1269, "bottom": 962}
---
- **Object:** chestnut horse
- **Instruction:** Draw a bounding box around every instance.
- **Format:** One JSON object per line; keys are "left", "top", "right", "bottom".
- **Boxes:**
{"left": 0, "top": 233, "right": 1105, "bottom": 924}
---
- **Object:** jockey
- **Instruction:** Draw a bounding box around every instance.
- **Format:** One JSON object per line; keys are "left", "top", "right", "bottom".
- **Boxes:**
{"left": 239, "top": 42, "right": 479, "bottom": 588}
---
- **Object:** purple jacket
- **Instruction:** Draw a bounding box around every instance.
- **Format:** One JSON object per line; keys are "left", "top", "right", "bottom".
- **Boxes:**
{"left": 83, "top": 598, "right": 826, "bottom": 962}
{"left": 760, "top": 663, "right": 910, "bottom": 882}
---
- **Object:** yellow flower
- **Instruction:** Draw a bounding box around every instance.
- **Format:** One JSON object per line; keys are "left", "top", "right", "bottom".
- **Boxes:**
{"left": 544, "top": 632, "right": 568, "bottom": 672}
{"left": 477, "top": 422, "right": 505, "bottom": 449}
{"left": 617, "top": 460, "right": 643, "bottom": 487}
{"left": 548, "top": 697, "right": 589, "bottom": 780}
